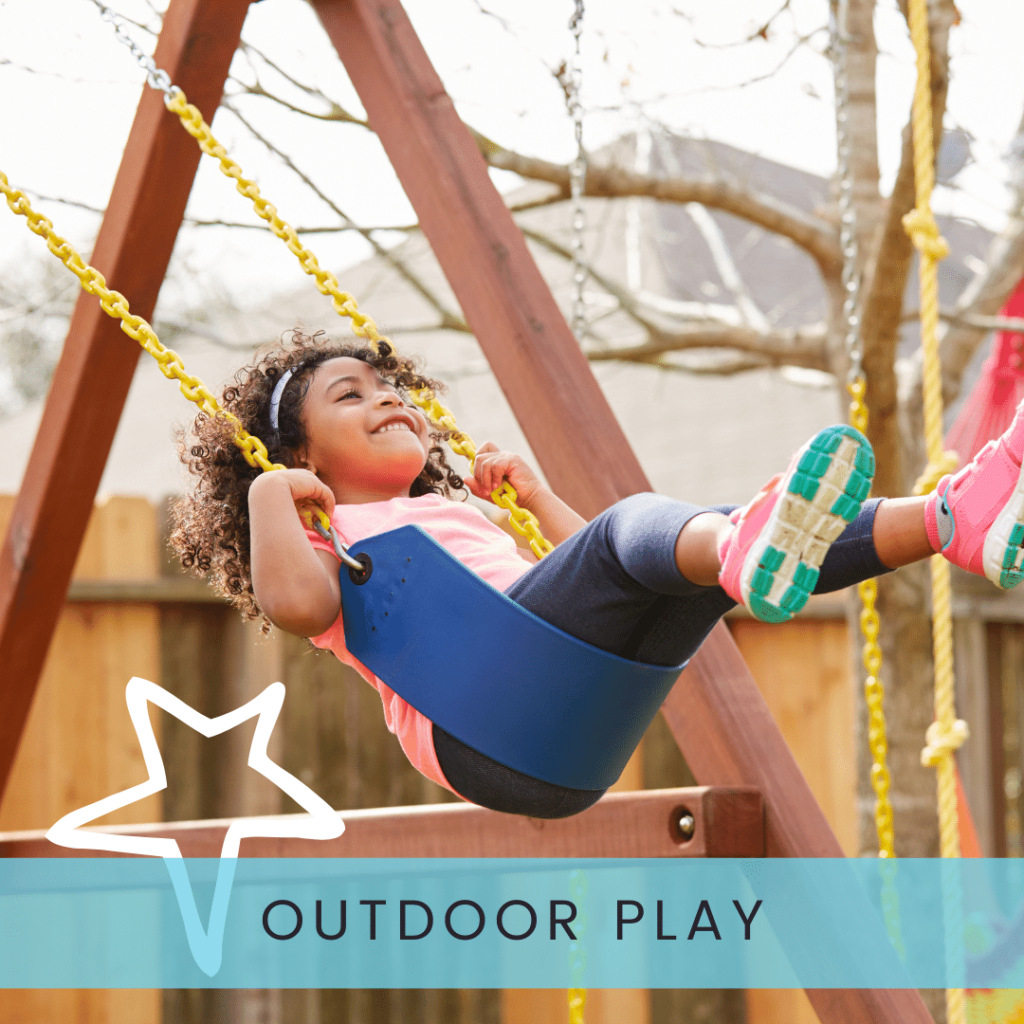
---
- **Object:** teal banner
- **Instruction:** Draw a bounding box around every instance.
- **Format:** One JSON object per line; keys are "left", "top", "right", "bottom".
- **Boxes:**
{"left": 2, "top": 858, "right": 1024, "bottom": 988}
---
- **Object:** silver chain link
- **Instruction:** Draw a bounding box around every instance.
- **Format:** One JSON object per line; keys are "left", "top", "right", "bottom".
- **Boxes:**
{"left": 829, "top": 0, "right": 863, "bottom": 385}
{"left": 567, "top": 0, "right": 588, "bottom": 341}
{"left": 90, "top": 0, "right": 179, "bottom": 98}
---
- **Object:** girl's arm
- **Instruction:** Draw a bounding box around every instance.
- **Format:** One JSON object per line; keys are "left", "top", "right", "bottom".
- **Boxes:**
{"left": 517, "top": 487, "right": 588, "bottom": 546}
{"left": 249, "top": 469, "right": 342, "bottom": 636}
{"left": 465, "top": 443, "right": 587, "bottom": 547}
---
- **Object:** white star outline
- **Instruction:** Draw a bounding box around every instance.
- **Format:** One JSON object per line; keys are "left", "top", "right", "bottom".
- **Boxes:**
{"left": 46, "top": 677, "right": 345, "bottom": 977}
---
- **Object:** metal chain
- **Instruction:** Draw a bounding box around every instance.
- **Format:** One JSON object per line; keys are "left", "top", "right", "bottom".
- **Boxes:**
{"left": 830, "top": 2, "right": 905, "bottom": 960}
{"left": 830, "top": 2, "right": 897, "bottom": 858}
{"left": 565, "top": 9, "right": 588, "bottom": 1018}
{"left": 87, "top": 1, "right": 554, "bottom": 560}
{"left": 830, "top": 0, "right": 863, "bottom": 389}
{"left": 89, "top": 0, "right": 177, "bottom": 97}
{"left": 567, "top": 0, "right": 588, "bottom": 341}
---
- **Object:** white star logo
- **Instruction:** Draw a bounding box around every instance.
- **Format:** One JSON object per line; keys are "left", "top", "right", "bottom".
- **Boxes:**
{"left": 46, "top": 677, "right": 344, "bottom": 976}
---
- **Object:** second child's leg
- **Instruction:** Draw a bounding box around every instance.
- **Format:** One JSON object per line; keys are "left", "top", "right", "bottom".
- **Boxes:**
{"left": 871, "top": 496, "right": 933, "bottom": 568}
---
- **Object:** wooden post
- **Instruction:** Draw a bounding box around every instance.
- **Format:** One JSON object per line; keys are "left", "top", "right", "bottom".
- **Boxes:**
{"left": 0, "top": 0, "right": 251, "bottom": 800}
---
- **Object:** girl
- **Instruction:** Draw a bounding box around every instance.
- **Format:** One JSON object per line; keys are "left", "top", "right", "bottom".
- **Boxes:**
{"left": 172, "top": 330, "right": 1024, "bottom": 819}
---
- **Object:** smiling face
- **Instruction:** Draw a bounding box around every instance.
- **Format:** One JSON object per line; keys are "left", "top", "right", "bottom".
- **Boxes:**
{"left": 296, "top": 356, "right": 432, "bottom": 504}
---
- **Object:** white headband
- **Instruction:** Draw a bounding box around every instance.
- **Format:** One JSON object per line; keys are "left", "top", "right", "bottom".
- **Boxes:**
{"left": 268, "top": 368, "right": 296, "bottom": 432}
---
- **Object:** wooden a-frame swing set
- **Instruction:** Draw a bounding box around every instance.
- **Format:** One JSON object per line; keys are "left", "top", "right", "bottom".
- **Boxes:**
{"left": 0, "top": 1, "right": 936, "bottom": 1020}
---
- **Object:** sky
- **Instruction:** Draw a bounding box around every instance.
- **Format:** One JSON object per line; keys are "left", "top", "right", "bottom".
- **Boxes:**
{"left": 1, "top": 0, "right": 1023, "bottom": 313}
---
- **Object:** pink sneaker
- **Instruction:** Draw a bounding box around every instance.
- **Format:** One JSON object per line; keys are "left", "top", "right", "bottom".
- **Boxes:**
{"left": 926, "top": 401, "right": 1024, "bottom": 588}
{"left": 718, "top": 425, "right": 875, "bottom": 622}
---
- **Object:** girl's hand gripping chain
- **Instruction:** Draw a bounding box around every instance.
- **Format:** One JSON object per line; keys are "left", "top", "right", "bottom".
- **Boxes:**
{"left": 465, "top": 442, "right": 544, "bottom": 507}
{"left": 466, "top": 442, "right": 587, "bottom": 549}
{"left": 268, "top": 467, "right": 337, "bottom": 526}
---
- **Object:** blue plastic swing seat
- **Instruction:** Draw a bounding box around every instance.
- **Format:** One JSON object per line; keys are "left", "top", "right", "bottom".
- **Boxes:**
{"left": 338, "top": 525, "right": 686, "bottom": 792}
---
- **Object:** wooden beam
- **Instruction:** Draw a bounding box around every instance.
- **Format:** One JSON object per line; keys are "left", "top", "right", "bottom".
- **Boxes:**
{"left": 0, "top": 787, "right": 762, "bottom": 859}
{"left": 0, "top": 0, "right": 252, "bottom": 799}
{"left": 315, "top": 4, "right": 934, "bottom": 1022}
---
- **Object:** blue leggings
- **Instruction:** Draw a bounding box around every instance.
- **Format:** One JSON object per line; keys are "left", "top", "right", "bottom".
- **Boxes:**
{"left": 432, "top": 493, "right": 892, "bottom": 817}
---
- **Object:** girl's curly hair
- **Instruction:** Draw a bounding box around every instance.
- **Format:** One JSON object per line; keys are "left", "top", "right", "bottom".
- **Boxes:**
{"left": 169, "top": 329, "right": 466, "bottom": 630}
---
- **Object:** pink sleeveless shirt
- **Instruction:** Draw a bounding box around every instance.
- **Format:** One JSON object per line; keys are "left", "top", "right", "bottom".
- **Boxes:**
{"left": 304, "top": 494, "right": 531, "bottom": 794}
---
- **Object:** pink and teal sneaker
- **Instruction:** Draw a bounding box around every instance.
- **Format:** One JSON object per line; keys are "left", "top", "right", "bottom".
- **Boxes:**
{"left": 926, "top": 400, "right": 1024, "bottom": 589}
{"left": 718, "top": 425, "right": 875, "bottom": 623}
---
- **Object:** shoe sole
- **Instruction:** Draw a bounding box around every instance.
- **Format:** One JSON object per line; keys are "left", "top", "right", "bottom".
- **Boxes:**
{"left": 982, "top": 460, "right": 1024, "bottom": 589}
{"left": 740, "top": 425, "right": 875, "bottom": 623}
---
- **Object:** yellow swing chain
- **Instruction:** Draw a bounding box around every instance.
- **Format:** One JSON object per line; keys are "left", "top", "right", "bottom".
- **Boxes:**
{"left": 903, "top": 0, "right": 968, "bottom": 1021}
{"left": 161, "top": 89, "right": 553, "bottom": 559}
{"left": 0, "top": 173, "right": 287, "bottom": 480}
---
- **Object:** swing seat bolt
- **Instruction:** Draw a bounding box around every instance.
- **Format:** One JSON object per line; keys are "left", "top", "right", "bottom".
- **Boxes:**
{"left": 348, "top": 553, "right": 373, "bottom": 585}
{"left": 673, "top": 809, "right": 696, "bottom": 842}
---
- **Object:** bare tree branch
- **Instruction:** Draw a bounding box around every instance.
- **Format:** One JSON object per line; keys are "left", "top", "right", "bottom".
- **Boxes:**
{"left": 469, "top": 1, "right": 513, "bottom": 32}
{"left": 521, "top": 222, "right": 828, "bottom": 371}
{"left": 16, "top": 190, "right": 417, "bottom": 235}
{"left": 231, "top": 41, "right": 369, "bottom": 126}
{"left": 519, "top": 226, "right": 664, "bottom": 338}
{"left": 680, "top": 30, "right": 828, "bottom": 96}
{"left": 230, "top": 77, "right": 369, "bottom": 127}
{"left": 239, "top": 41, "right": 341, "bottom": 103}
{"left": 179, "top": 219, "right": 410, "bottom": 235}
{"left": 388, "top": 320, "right": 472, "bottom": 336}
{"left": 586, "top": 322, "right": 828, "bottom": 371}
{"left": 230, "top": 68, "right": 840, "bottom": 275}
{"left": 655, "top": 355, "right": 777, "bottom": 376}
{"left": 901, "top": 308, "right": 1024, "bottom": 335}
{"left": 471, "top": 128, "right": 841, "bottom": 275}
{"left": 690, "top": 0, "right": 795, "bottom": 48}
